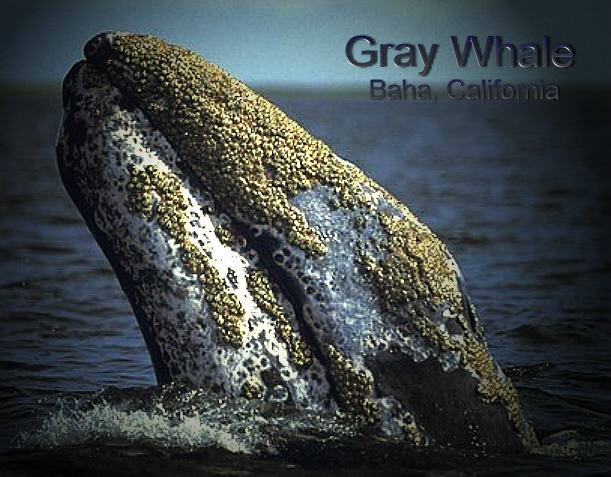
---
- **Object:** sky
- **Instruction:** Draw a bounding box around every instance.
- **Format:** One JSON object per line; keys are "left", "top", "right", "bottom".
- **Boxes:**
{"left": 0, "top": 0, "right": 609, "bottom": 88}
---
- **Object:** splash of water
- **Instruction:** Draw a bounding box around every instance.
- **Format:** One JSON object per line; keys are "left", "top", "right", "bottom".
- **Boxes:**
{"left": 12, "top": 382, "right": 610, "bottom": 467}
{"left": 12, "top": 384, "right": 362, "bottom": 455}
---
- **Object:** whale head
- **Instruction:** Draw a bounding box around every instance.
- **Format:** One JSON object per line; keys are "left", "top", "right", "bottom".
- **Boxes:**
{"left": 57, "top": 32, "right": 537, "bottom": 453}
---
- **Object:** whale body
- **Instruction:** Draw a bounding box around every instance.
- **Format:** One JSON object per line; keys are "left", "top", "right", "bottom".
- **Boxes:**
{"left": 56, "top": 32, "right": 537, "bottom": 453}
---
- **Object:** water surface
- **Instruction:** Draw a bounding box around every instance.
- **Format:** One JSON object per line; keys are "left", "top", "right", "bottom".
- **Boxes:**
{"left": 0, "top": 89, "right": 610, "bottom": 475}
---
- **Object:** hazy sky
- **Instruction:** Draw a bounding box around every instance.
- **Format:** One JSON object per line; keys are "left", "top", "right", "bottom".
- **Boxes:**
{"left": 0, "top": 0, "right": 609, "bottom": 87}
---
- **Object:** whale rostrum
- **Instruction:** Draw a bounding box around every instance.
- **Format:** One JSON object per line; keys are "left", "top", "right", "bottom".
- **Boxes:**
{"left": 56, "top": 32, "right": 537, "bottom": 453}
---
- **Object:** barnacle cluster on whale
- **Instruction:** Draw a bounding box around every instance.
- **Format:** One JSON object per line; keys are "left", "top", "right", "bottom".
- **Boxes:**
{"left": 56, "top": 32, "right": 537, "bottom": 453}
{"left": 126, "top": 164, "right": 246, "bottom": 347}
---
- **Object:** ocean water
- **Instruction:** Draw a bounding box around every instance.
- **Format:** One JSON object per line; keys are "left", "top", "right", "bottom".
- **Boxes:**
{"left": 0, "top": 88, "right": 609, "bottom": 475}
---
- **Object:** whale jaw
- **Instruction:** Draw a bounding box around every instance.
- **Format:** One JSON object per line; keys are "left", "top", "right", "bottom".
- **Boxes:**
{"left": 57, "top": 32, "right": 538, "bottom": 452}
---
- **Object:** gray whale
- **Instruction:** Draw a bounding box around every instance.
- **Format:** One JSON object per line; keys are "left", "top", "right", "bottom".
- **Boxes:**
{"left": 56, "top": 32, "right": 537, "bottom": 453}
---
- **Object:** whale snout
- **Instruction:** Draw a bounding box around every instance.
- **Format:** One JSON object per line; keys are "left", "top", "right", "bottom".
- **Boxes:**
{"left": 83, "top": 31, "right": 127, "bottom": 63}
{"left": 83, "top": 32, "right": 109, "bottom": 60}
{"left": 83, "top": 31, "right": 139, "bottom": 93}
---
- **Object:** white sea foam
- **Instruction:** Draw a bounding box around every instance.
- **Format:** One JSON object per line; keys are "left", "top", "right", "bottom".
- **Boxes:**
{"left": 15, "top": 402, "right": 262, "bottom": 453}
{"left": 12, "top": 386, "right": 361, "bottom": 455}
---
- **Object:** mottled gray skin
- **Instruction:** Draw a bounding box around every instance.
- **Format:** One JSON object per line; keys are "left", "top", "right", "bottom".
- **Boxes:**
{"left": 56, "top": 32, "right": 535, "bottom": 454}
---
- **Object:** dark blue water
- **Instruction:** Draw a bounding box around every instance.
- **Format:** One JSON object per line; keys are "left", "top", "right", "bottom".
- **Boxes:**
{"left": 0, "top": 89, "right": 610, "bottom": 475}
